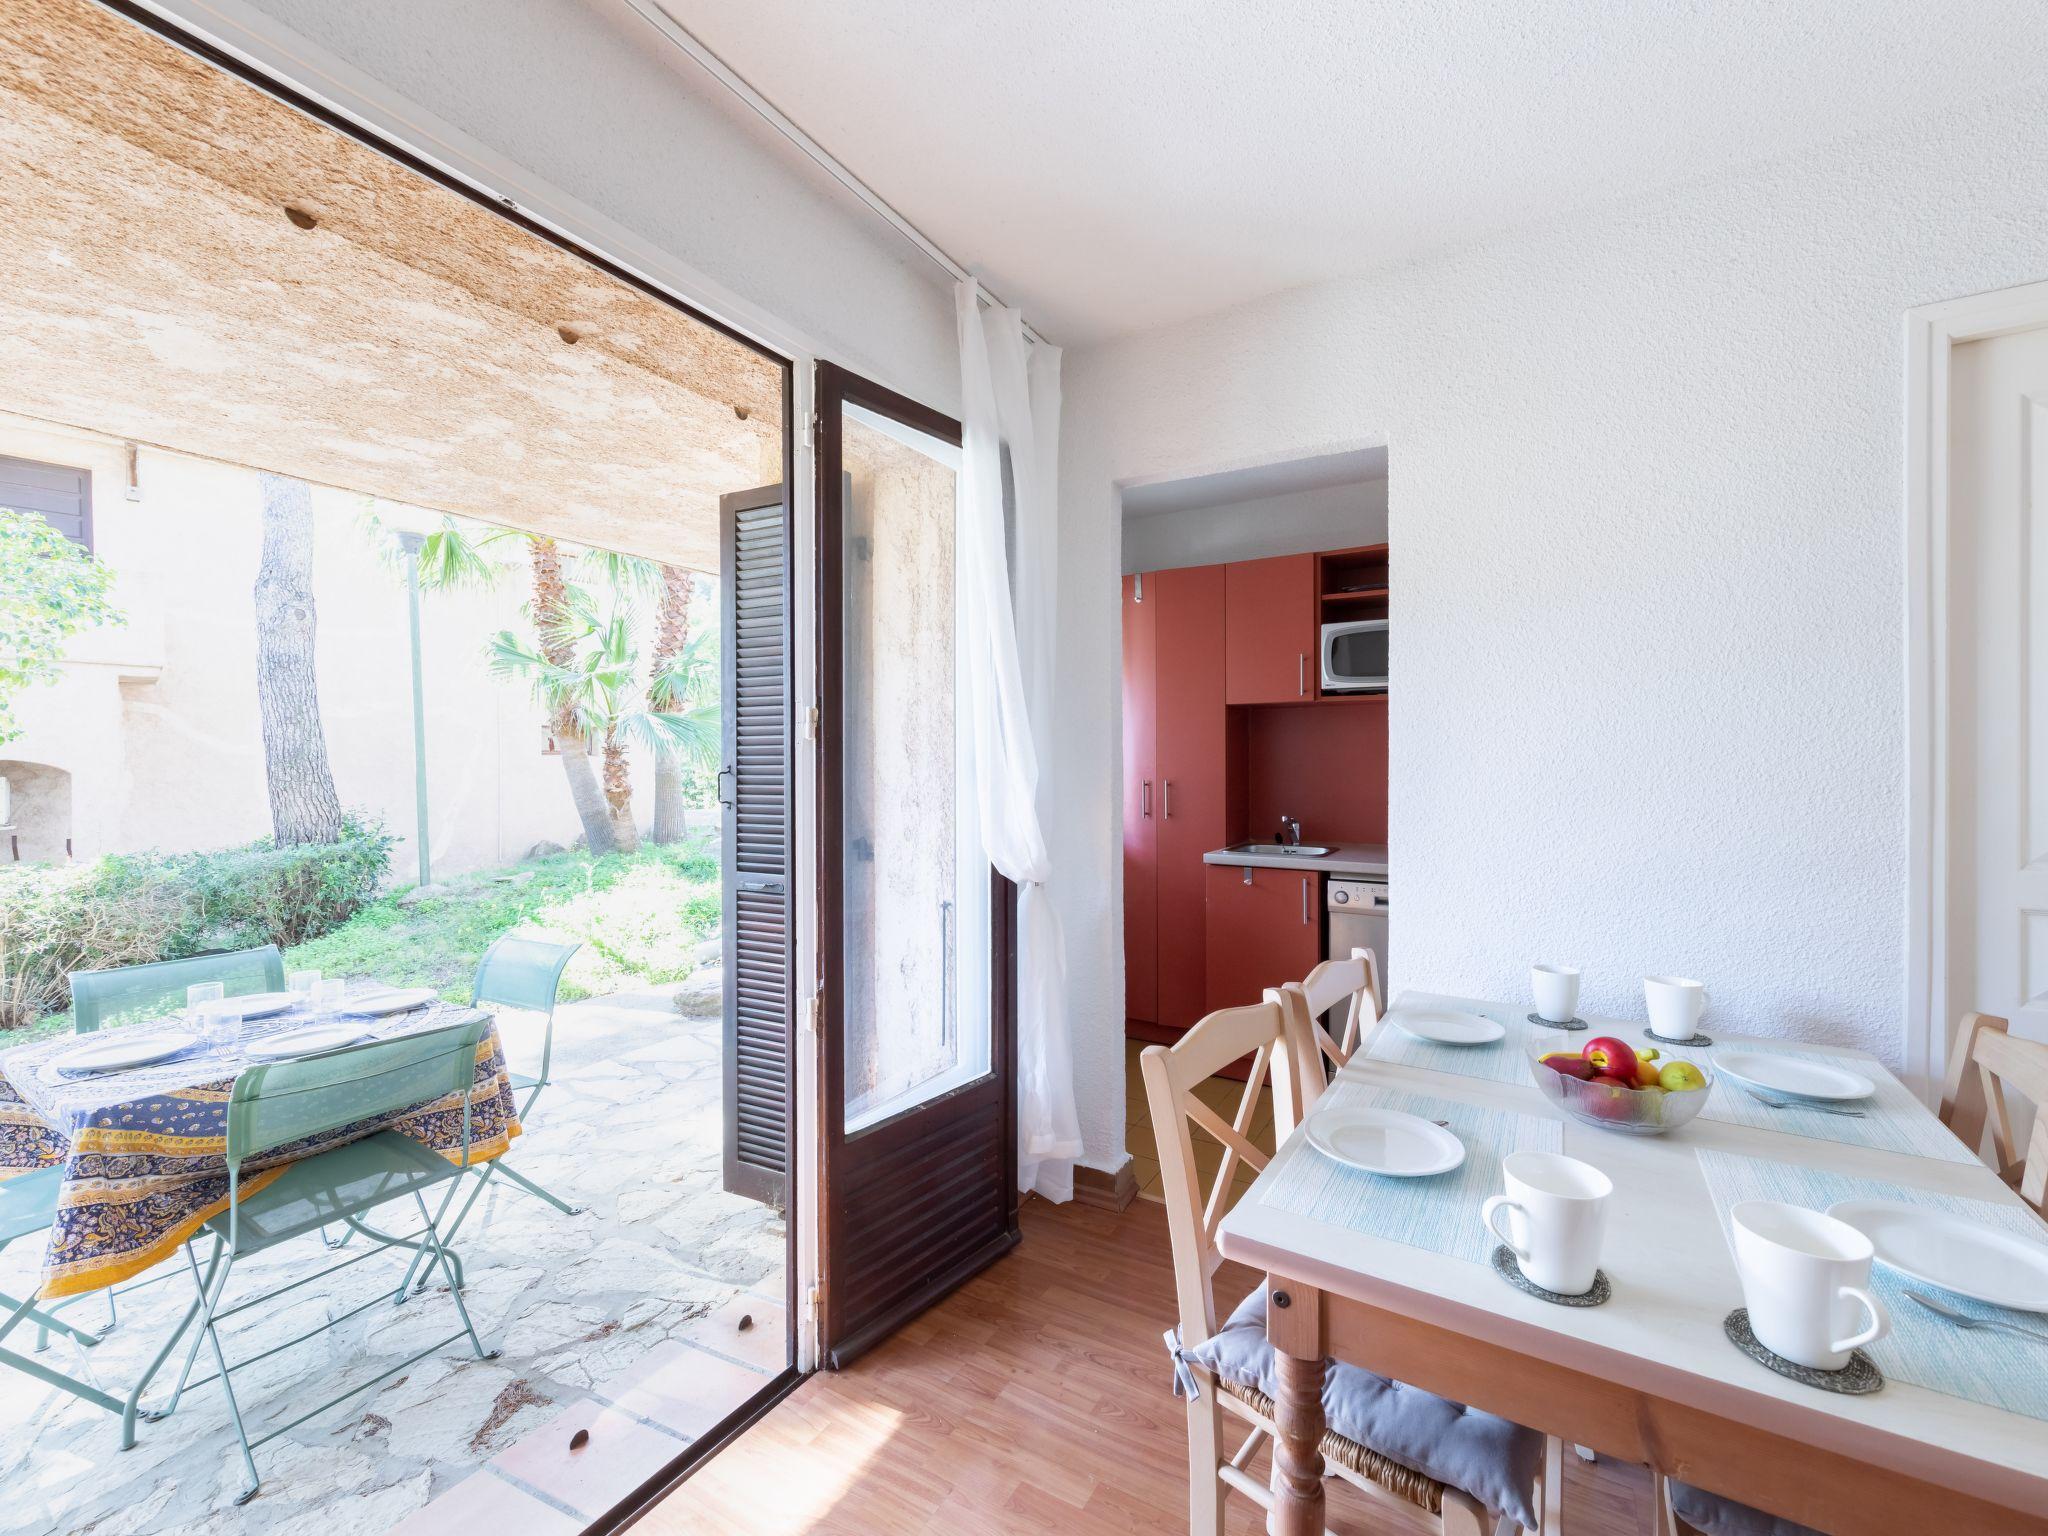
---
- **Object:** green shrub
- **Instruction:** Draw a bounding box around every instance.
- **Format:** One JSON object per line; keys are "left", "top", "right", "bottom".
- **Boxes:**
{"left": 0, "top": 816, "right": 394, "bottom": 1030}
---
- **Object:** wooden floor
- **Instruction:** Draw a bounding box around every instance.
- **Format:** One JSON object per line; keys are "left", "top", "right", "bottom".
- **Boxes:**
{"left": 642, "top": 1198, "right": 1657, "bottom": 1535}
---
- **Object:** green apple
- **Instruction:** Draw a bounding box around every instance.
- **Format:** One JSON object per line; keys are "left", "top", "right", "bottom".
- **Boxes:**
{"left": 1658, "top": 1060, "right": 1707, "bottom": 1093}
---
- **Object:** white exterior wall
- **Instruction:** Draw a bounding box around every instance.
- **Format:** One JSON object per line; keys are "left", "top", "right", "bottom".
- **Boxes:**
{"left": 4, "top": 417, "right": 635, "bottom": 877}
{"left": 1056, "top": 86, "right": 2048, "bottom": 1173}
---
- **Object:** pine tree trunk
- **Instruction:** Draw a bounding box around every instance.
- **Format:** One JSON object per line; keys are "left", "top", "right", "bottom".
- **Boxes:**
{"left": 253, "top": 474, "right": 345, "bottom": 845}
{"left": 648, "top": 565, "right": 695, "bottom": 844}
{"left": 530, "top": 536, "right": 616, "bottom": 854}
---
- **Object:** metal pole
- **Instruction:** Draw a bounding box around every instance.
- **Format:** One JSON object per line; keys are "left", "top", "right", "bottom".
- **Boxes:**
{"left": 396, "top": 532, "right": 431, "bottom": 887}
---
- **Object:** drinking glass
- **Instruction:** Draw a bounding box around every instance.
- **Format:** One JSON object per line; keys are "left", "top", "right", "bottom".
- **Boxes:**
{"left": 186, "top": 981, "right": 224, "bottom": 1018}
{"left": 198, "top": 1000, "right": 245, "bottom": 1053}
{"left": 288, "top": 969, "right": 321, "bottom": 1002}
{"left": 312, "top": 978, "right": 347, "bottom": 1019}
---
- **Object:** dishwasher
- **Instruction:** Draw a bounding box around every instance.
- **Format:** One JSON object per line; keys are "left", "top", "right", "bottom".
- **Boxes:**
{"left": 1327, "top": 876, "right": 1388, "bottom": 998}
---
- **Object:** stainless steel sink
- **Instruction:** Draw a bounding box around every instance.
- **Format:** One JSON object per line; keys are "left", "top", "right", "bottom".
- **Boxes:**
{"left": 1230, "top": 842, "right": 1334, "bottom": 858}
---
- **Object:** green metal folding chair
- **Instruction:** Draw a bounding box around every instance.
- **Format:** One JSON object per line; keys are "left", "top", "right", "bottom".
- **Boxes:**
{"left": 395, "top": 937, "right": 581, "bottom": 1294}
{"left": 149, "top": 1015, "right": 498, "bottom": 1504}
{"left": 69, "top": 946, "right": 287, "bottom": 1033}
{"left": 65, "top": 945, "right": 289, "bottom": 1330}
{"left": 0, "top": 1168, "right": 199, "bottom": 1450}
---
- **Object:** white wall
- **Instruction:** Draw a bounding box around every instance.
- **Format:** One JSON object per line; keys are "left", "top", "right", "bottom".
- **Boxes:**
{"left": 1056, "top": 84, "right": 2048, "bottom": 1173}
{"left": 144, "top": 0, "right": 957, "bottom": 410}
{"left": 1121, "top": 478, "right": 1388, "bottom": 574}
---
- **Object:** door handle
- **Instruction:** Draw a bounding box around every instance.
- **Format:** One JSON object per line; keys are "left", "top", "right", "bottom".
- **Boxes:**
{"left": 1163, "top": 780, "right": 1173, "bottom": 818}
{"left": 1299, "top": 653, "right": 1307, "bottom": 697}
{"left": 1142, "top": 779, "right": 1152, "bottom": 818}
{"left": 1302, "top": 877, "right": 1311, "bottom": 924}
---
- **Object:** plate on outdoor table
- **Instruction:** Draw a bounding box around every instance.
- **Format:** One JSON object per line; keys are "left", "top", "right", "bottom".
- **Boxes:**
{"left": 337, "top": 987, "right": 438, "bottom": 1016}
{"left": 1391, "top": 1008, "right": 1504, "bottom": 1046}
{"left": 245, "top": 1023, "right": 374, "bottom": 1061}
{"left": 53, "top": 1028, "right": 198, "bottom": 1075}
{"left": 1829, "top": 1199, "right": 2048, "bottom": 1314}
{"left": 1715, "top": 1051, "right": 1874, "bottom": 1103}
{"left": 230, "top": 992, "right": 298, "bottom": 1020}
{"left": 1305, "top": 1106, "right": 1465, "bottom": 1177}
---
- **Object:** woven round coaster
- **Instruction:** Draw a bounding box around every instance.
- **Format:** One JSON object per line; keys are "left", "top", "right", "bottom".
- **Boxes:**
{"left": 1527, "top": 1013, "right": 1588, "bottom": 1031}
{"left": 1642, "top": 1027, "right": 1713, "bottom": 1048}
{"left": 1491, "top": 1246, "right": 1611, "bottom": 1307}
{"left": 1723, "top": 1308, "right": 1882, "bottom": 1394}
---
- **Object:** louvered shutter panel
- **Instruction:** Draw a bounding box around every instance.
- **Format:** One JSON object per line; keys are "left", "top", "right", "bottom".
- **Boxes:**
{"left": 721, "top": 485, "right": 793, "bottom": 1204}
{"left": 0, "top": 455, "right": 91, "bottom": 547}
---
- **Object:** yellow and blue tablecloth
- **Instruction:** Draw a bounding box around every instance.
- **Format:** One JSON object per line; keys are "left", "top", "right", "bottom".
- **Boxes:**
{"left": 0, "top": 994, "right": 520, "bottom": 1299}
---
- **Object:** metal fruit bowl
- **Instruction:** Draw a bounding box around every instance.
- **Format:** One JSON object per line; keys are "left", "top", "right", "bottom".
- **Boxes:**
{"left": 1525, "top": 1037, "right": 1714, "bottom": 1136}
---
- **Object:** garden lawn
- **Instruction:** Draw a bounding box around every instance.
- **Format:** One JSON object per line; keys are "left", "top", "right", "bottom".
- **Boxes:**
{"left": 286, "top": 838, "right": 721, "bottom": 1004}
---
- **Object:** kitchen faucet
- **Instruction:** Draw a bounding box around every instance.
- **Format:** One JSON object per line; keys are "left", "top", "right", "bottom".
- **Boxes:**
{"left": 1277, "top": 814, "right": 1301, "bottom": 847}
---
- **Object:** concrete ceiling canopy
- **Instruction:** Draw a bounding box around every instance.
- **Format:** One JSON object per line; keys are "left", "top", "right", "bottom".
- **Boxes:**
{"left": 0, "top": 0, "right": 785, "bottom": 572}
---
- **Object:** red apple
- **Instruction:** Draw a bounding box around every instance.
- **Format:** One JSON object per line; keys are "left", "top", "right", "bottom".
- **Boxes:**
{"left": 1582, "top": 1036, "right": 1638, "bottom": 1081}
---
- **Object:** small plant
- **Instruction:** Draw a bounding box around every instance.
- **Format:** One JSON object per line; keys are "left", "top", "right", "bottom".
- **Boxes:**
{"left": 0, "top": 506, "right": 122, "bottom": 745}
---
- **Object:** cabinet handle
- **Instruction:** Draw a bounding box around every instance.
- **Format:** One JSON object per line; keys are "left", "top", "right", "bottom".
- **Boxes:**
{"left": 1142, "top": 779, "right": 1152, "bottom": 818}
{"left": 1298, "top": 652, "right": 1307, "bottom": 697}
{"left": 1163, "top": 780, "right": 1173, "bottom": 818}
{"left": 1302, "top": 877, "right": 1311, "bottom": 924}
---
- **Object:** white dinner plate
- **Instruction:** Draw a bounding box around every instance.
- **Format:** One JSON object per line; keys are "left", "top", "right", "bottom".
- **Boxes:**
{"left": 1828, "top": 1199, "right": 2048, "bottom": 1314}
{"left": 245, "top": 1023, "right": 374, "bottom": 1062}
{"left": 53, "top": 1028, "right": 198, "bottom": 1074}
{"left": 1392, "top": 1008, "right": 1504, "bottom": 1046}
{"left": 1305, "top": 1106, "right": 1465, "bottom": 1177}
{"left": 337, "top": 987, "right": 438, "bottom": 1016}
{"left": 1714, "top": 1051, "right": 1875, "bottom": 1103}
{"left": 230, "top": 992, "right": 298, "bottom": 1020}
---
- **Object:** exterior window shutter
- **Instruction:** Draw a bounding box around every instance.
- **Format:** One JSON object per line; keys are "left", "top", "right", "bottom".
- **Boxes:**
{"left": 721, "top": 485, "right": 793, "bottom": 1205}
{"left": 0, "top": 454, "right": 92, "bottom": 548}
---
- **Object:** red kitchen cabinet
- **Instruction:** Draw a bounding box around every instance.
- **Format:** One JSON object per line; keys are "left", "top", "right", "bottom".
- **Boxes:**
{"left": 1225, "top": 554, "right": 1317, "bottom": 704}
{"left": 1121, "top": 573, "right": 1158, "bottom": 1024}
{"left": 1152, "top": 565, "right": 1228, "bottom": 1032}
{"left": 1204, "top": 864, "right": 1322, "bottom": 1014}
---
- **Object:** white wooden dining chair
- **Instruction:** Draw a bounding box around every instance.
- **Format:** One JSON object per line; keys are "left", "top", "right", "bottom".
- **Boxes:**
{"left": 1939, "top": 1011, "right": 2048, "bottom": 1213}
{"left": 1281, "top": 945, "right": 1384, "bottom": 1085}
{"left": 1143, "top": 992, "right": 1560, "bottom": 1536}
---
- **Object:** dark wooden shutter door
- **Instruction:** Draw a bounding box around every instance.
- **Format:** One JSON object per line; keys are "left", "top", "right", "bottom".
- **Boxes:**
{"left": 0, "top": 455, "right": 91, "bottom": 547}
{"left": 721, "top": 484, "right": 793, "bottom": 1205}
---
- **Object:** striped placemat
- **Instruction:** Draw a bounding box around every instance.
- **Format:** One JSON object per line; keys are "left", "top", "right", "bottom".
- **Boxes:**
{"left": 1363, "top": 994, "right": 1542, "bottom": 1086}
{"left": 1697, "top": 1047, "right": 1977, "bottom": 1165}
{"left": 1697, "top": 1148, "right": 2048, "bottom": 1421}
{"left": 1260, "top": 1080, "right": 1562, "bottom": 1266}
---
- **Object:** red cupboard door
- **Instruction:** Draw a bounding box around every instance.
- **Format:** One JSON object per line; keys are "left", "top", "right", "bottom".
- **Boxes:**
{"left": 1204, "top": 865, "right": 1323, "bottom": 1012}
{"left": 1121, "top": 573, "right": 1159, "bottom": 1024}
{"left": 1154, "top": 564, "right": 1228, "bottom": 1032}
{"left": 1224, "top": 554, "right": 1317, "bottom": 704}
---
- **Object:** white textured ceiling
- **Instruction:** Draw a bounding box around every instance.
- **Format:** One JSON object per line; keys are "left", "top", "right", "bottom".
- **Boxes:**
{"left": 1122, "top": 447, "right": 1386, "bottom": 519}
{"left": 649, "top": 0, "right": 2048, "bottom": 344}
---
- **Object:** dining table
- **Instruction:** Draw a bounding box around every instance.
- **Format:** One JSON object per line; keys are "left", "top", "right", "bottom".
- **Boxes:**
{"left": 0, "top": 984, "right": 520, "bottom": 1438}
{"left": 1218, "top": 990, "right": 2048, "bottom": 1536}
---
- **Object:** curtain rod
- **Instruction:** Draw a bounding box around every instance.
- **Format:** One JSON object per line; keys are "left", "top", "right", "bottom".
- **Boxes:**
{"left": 616, "top": 0, "right": 1047, "bottom": 347}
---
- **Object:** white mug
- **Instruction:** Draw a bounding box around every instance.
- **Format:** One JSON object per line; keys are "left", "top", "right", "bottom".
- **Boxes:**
{"left": 1531, "top": 965, "right": 1581, "bottom": 1024}
{"left": 1643, "top": 975, "right": 1708, "bottom": 1040}
{"left": 1481, "top": 1150, "right": 1612, "bottom": 1296}
{"left": 1730, "top": 1201, "right": 1890, "bottom": 1370}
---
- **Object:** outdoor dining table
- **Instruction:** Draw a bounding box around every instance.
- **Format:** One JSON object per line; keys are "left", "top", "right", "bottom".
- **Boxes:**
{"left": 0, "top": 986, "right": 520, "bottom": 1432}
{"left": 1218, "top": 991, "right": 2048, "bottom": 1536}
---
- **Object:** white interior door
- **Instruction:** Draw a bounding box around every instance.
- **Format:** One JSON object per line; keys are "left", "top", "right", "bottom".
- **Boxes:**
{"left": 1949, "top": 325, "right": 2048, "bottom": 1053}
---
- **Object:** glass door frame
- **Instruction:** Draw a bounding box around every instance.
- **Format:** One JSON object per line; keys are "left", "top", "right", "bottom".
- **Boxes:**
{"left": 814, "top": 360, "right": 1019, "bottom": 1368}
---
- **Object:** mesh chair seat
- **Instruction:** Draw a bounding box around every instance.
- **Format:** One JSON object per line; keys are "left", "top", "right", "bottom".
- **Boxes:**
{"left": 205, "top": 1132, "right": 465, "bottom": 1255}
{"left": 0, "top": 1168, "right": 61, "bottom": 1247}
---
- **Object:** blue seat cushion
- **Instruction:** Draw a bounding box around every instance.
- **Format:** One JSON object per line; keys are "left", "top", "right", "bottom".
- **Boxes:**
{"left": 1670, "top": 1481, "right": 1823, "bottom": 1536}
{"left": 1182, "top": 1285, "right": 1542, "bottom": 1530}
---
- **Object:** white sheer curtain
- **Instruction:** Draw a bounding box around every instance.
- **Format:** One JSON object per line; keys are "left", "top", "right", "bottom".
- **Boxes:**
{"left": 955, "top": 278, "right": 1082, "bottom": 1201}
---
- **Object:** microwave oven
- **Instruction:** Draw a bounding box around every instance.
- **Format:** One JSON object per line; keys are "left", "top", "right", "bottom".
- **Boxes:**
{"left": 1319, "top": 619, "right": 1388, "bottom": 692}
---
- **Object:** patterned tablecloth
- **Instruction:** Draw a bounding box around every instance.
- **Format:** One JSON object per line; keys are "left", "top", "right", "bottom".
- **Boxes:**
{"left": 0, "top": 992, "right": 520, "bottom": 1299}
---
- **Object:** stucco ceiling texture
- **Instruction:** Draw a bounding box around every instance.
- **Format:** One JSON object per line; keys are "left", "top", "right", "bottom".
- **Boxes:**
{"left": 0, "top": 0, "right": 783, "bottom": 572}
{"left": 660, "top": 0, "right": 2048, "bottom": 344}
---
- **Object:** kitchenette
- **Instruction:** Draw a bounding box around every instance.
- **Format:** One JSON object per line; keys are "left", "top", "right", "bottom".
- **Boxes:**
{"left": 1122, "top": 541, "right": 1389, "bottom": 1048}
